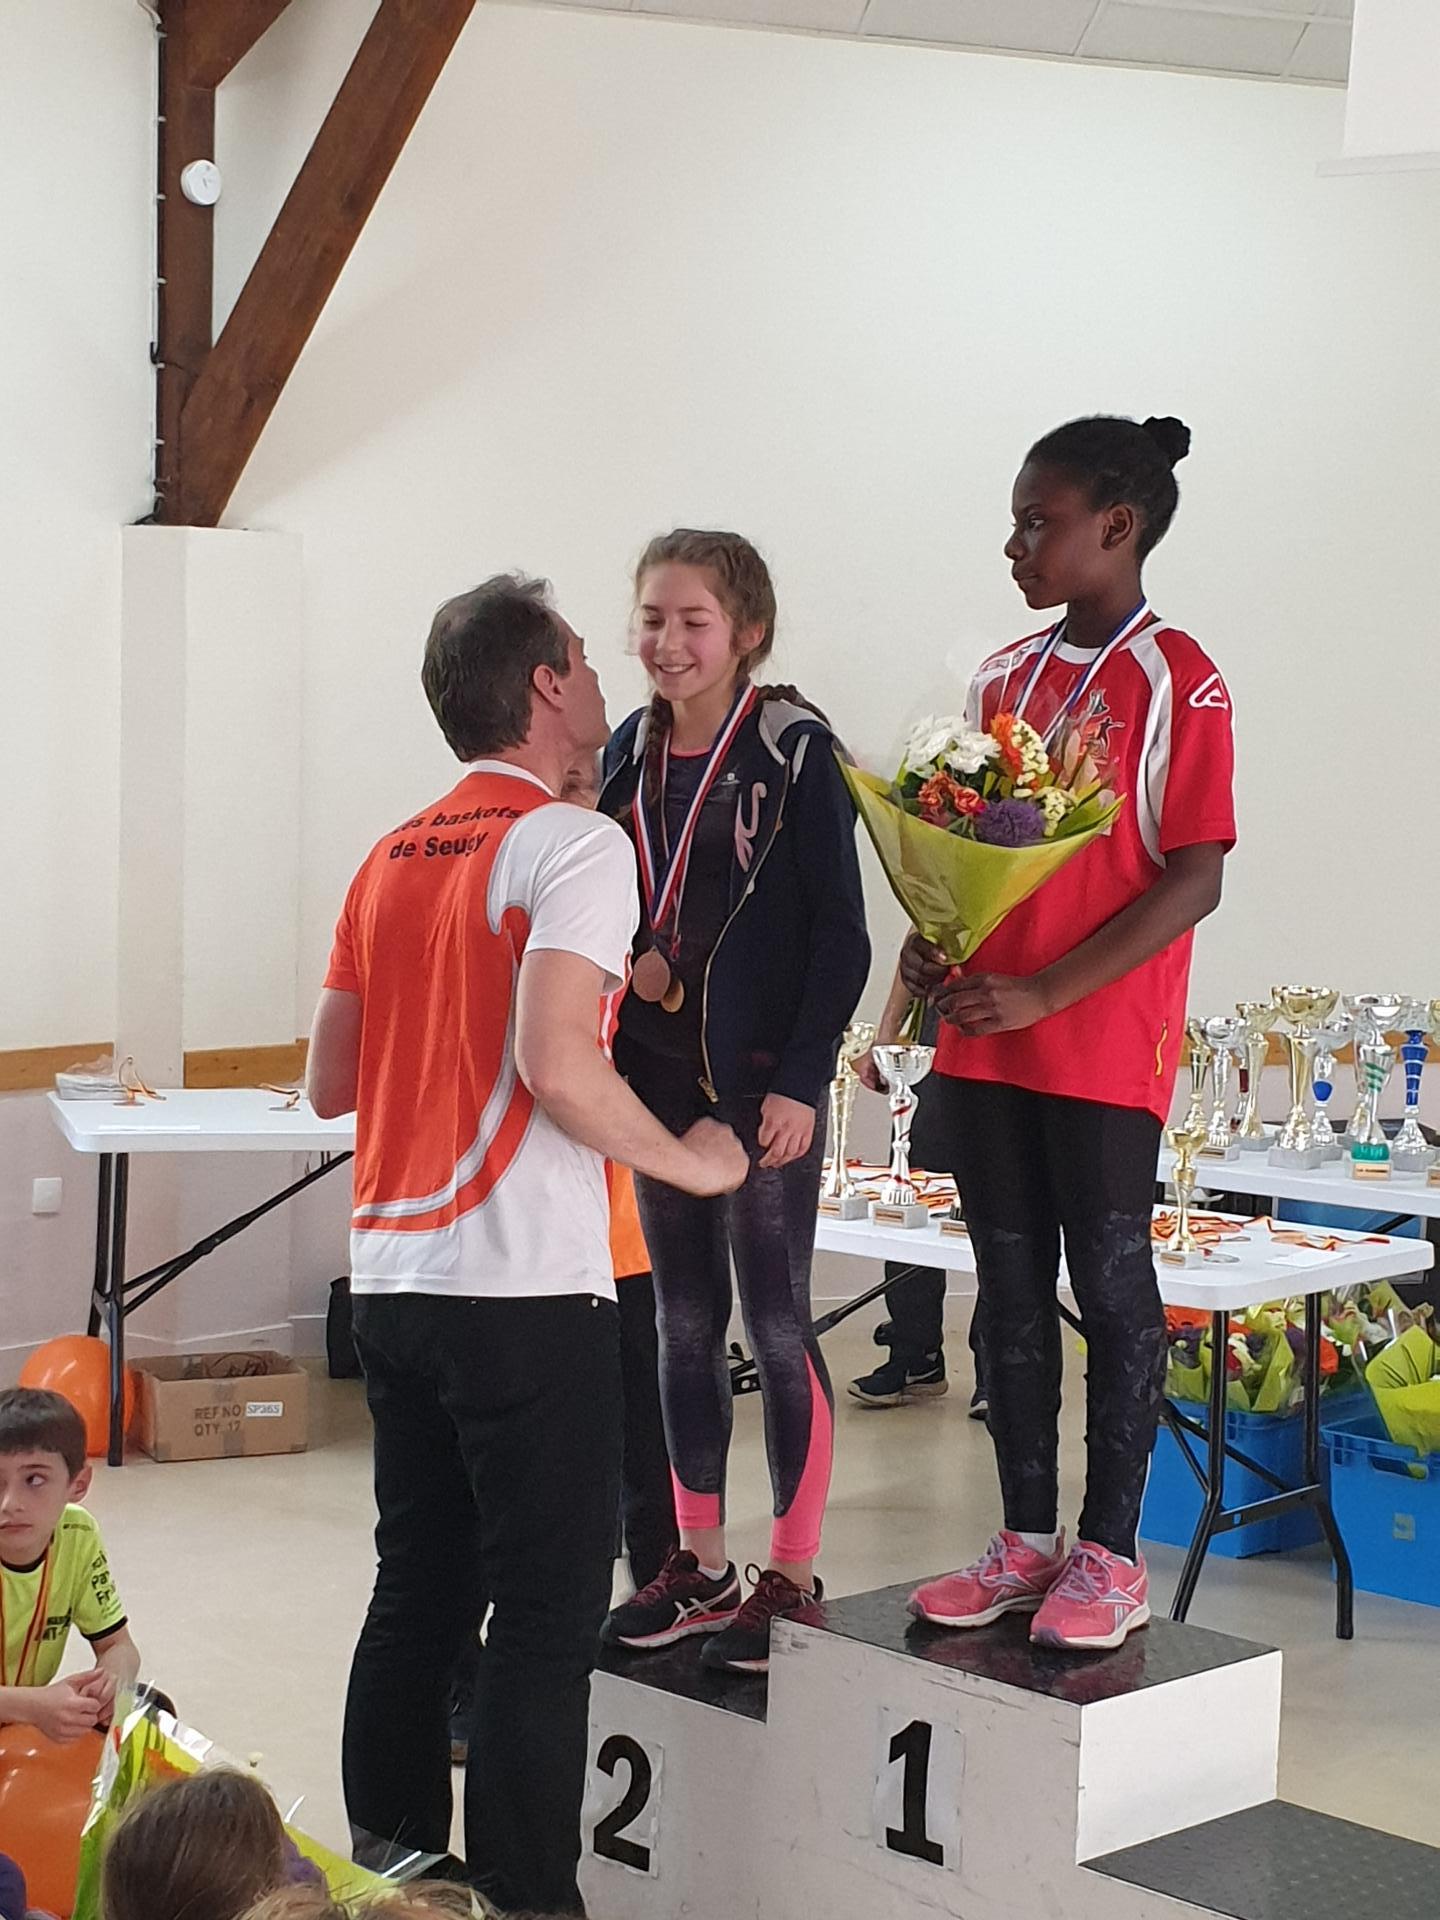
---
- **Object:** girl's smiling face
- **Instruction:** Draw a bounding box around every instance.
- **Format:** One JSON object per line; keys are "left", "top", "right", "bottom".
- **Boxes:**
{"left": 635, "top": 563, "right": 760, "bottom": 706}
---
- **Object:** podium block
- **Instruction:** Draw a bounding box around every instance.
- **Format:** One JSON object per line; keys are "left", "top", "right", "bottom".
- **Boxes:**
{"left": 582, "top": 1638, "right": 768, "bottom": 1919}
{"left": 579, "top": 1579, "right": 1338, "bottom": 1920}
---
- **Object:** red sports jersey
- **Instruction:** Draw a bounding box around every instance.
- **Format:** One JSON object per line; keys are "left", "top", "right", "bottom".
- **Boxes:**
{"left": 933, "top": 619, "right": 1235, "bottom": 1119}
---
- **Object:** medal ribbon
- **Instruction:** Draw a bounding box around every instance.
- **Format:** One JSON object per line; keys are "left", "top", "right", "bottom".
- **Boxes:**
{"left": 634, "top": 684, "right": 757, "bottom": 954}
{"left": 1010, "top": 599, "right": 1155, "bottom": 747}
{"left": 0, "top": 1546, "right": 54, "bottom": 1688}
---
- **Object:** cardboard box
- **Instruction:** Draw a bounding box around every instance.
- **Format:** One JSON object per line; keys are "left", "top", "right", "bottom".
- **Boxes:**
{"left": 134, "top": 1351, "right": 310, "bottom": 1463}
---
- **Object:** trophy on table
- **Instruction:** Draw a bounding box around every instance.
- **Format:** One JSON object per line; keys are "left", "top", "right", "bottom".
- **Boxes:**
{"left": 819, "top": 1021, "right": 878, "bottom": 1219}
{"left": 1160, "top": 1120, "right": 1210, "bottom": 1266}
{"left": 1200, "top": 1015, "right": 1244, "bottom": 1160}
{"left": 1269, "top": 985, "right": 1339, "bottom": 1169}
{"left": 1310, "top": 1011, "right": 1353, "bottom": 1162}
{"left": 1234, "top": 1000, "right": 1279, "bottom": 1151}
{"left": 1392, "top": 999, "right": 1439, "bottom": 1173}
{"left": 1347, "top": 995, "right": 1402, "bottom": 1180}
{"left": 870, "top": 1043, "right": 935, "bottom": 1229}
{"left": 1181, "top": 1017, "right": 1213, "bottom": 1133}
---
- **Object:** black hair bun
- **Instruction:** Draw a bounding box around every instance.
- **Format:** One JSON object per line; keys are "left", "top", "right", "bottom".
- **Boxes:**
{"left": 1141, "top": 416, "right": 1191, "bottom": 468}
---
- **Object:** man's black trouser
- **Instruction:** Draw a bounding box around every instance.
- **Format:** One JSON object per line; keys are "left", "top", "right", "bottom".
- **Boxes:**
{"left": 343, "top": 1291, "right": 621, "bottom": 1917}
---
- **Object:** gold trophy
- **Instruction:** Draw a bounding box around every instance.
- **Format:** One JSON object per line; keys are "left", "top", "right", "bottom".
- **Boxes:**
{"left": 1200, "top": 1015, "right": 1244, "bottom": 1161}
{"left": 1181, "top": 1017, "right": 1213, "bottom": 1133}
{"left": 1234, "top": 1000, "right": 1278, "bottom": 1152}
{"left": 870, "top": 1043, "right": 935, "bottom": 1229}
{"left": 1160, "top": 1120, "right": 1210, "bottom": 1266}
{"left": 1269, "top": 985, "right": 1339, "bottom": 1169}
{"left": 819, "top": 1021, "right": 877, "bottom": 1220}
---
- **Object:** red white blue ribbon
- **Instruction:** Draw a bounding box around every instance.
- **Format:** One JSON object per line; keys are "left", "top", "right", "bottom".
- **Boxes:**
{"left": 1011, "top": 599, "right": 1155, "bottom": 746}
{"left": 634, "top": 683, "right": 757, "bottom": 951}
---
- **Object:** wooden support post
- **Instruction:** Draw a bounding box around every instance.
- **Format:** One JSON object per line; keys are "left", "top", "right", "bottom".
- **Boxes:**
{"left": 172, "top": 0, "right": 479, "bottom": 528}
{"left": 183, "top": 0, "right": 298, "bottom": 89}
{"left": 154, "top": 2, "right": 218, "bottom": 521}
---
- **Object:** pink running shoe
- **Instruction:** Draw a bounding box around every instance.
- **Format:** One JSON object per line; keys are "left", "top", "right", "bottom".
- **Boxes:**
{"left": 1029, "top": 1541, "right": 1151, "bottom": 1650}
{"left": 910, "top": 1531, "right": 1068, "bottom": 1629}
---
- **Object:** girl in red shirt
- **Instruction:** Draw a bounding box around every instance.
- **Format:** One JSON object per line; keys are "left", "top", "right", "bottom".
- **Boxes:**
{"left": 906, "top": 415, "right": 1235, "bottom": 1651}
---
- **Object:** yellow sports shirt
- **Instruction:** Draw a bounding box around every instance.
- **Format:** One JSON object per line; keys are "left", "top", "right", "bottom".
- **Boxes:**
{"left": 1, "top": 1504, "right": 126, "bottom": 1689}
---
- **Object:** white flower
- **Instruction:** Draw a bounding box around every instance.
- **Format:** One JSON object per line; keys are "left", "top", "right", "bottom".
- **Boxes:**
{"left": 942, "top": 727, "right": 997, "bottom": 777}
{"left": 903, "top": 714, "right": 964, "bottom": 771}
{"left": 1037, "top": 787, "right": 1076, "bottom": 837}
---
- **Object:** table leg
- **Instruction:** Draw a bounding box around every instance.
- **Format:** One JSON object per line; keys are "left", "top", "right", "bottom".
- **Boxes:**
{"left": 106, "top": 1155, "right": 131, "bottom": 1467}
{"left": 1170, "top": 1308, "right": 1229, "bottom": 1623}
{"left": 87, "top": 1154, "right": 114, "bottom": 1339}
{"left": 1305, "top": 1290, "right": 1355, "bottom": 1641}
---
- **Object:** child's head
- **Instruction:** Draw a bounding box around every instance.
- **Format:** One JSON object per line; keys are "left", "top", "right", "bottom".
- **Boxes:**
{"left": 0, "top": 1388, "right": 89, "bottom": 1564}
{"left": 244, "top": 1884, "right": 490, "bottom": 1920}
{"left": 633, "top": 529, "right": 777, "bottom": 708}
{"left": 1005, "top": 415, "right": 1191, "bottom": 612}
{"left": 103, "top": 1768, "right": 289, "bottom": 1920}
{"left": 560, "top": 750, "right": 601, "bottom": 810}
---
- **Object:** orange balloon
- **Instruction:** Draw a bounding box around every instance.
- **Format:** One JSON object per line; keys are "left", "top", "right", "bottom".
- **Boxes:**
{"left": 19, "top": 1336, "right": 137, "bottom": 1458}
{"left": 0, "top": 1724, "right": 104, "bottom": 1917}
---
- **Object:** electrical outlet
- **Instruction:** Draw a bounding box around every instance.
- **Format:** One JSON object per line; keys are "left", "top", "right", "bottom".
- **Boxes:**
{"left": 32, "top": 1177, "right": 63, "bottom": 1216}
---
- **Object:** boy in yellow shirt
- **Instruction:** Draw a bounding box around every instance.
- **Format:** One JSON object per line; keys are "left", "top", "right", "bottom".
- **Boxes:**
{"left": 0, "top": 1387, "right": 139, "bottom": 1741}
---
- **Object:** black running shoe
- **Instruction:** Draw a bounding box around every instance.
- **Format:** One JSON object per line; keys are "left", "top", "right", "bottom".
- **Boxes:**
{"left": 601, "top": 1548, "right": 741, "bottom": 1651}
{"left": 847, "top": 1353, "right": 948, "bottom": 1407}
{"left": 700, "top": 1566, "right": 825, "bottom": 1674}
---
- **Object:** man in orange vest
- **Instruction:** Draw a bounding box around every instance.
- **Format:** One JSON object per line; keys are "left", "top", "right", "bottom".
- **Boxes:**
{"left": 308, "top": 574, "right": 745, "bottom": 1916}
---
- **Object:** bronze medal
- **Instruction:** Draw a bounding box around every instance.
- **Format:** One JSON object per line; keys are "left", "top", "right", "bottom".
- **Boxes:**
{"left": 660, "top": 975, "right": 686, "bottom": 1015}
{"left": 631, "top": 948, "right": 672, "bottom": 1004}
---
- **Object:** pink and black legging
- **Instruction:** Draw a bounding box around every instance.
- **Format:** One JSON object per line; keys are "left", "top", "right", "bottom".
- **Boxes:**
{"left": 622, "top": 1045, "right": 833, "bottom": 1567}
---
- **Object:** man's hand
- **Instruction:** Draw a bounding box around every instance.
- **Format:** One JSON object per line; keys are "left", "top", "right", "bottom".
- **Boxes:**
{"left": 676, "top": 1119, "right": 750, "bottom": 1195}
{"left": 26, "top": 1677, "right": 102, "bottom": 1745}
{"left": 854, "top": 1048, "right": 885, "bottom": 1094}
{"left": 936, "top": 972, "right": 1050, "bottom": 1036}
{"left": 898, "top": 933, "right": 950, "bottom": 1001}
{"left": 757, "top": 1094, "right": 817, "bottom": 1170}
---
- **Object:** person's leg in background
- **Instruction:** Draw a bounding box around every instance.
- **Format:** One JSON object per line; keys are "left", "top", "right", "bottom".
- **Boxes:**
{"left": 911, "top": 1076, "right": 1072, "bottom": 1628}
{"left": 343, "top": 1295, "right": 488, "bottom": 1856}
{"left": 454, "top": 1293, "right": 622, "bottom": 1917}
{"left": 616, "top": 1269, "right": 680, "bottom": 1588}
{"left": 700, "top": 1099, "right": 832, "bottom": 1672}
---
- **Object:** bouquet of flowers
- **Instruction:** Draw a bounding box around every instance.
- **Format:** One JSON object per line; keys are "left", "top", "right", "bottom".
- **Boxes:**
{"left": 839, "top": 709, "right": 1123, "bottom": 1018}
{"left": 1163, "top": 1297, "right": 1373, "bottom": 1416}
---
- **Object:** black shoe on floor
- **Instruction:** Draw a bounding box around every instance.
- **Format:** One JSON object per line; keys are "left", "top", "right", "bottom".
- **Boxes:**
{"left": 601, "top": 1547, "right": 742, "bottom": 1651}
{"left": 969, "top": 1380, "right": 990, "bottom": 1421}
{"left": 700, "top": 1566, "right": 825, "bottom": 1674}
{"left": 847, "top": 1353, "right": 948, "bottom": 1407}
{"left": 873, "top": 1320, "right": 894, "bottom": 1349}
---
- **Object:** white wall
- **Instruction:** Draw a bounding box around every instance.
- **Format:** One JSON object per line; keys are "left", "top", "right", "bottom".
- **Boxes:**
{"left": 218, "top": 3, "right": 1440, "bottom": 1026}
{"left": 0, "top": 0, "right": 155, "bottom": 1048}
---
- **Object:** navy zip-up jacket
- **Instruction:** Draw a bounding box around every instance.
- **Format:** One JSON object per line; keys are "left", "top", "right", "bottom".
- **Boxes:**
{"left": 600, "top": 697, "right": 871, "bottom": 1111}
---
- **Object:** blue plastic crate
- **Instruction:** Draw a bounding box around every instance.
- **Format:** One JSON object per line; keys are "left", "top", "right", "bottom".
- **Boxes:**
{"left": 1141, "top": 1395, "right": 1362, "bottom": 1559}
{"left": 1324, "top": 1408, "right": 1440, "bottom": 1610}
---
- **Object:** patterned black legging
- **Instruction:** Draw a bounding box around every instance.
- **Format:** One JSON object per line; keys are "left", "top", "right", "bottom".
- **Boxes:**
{"left": 622, "top": 1046, "right": 833, "bottom": 1566}
{"left": 924, "top": 1073, "right": 1166, "bottom": 1559}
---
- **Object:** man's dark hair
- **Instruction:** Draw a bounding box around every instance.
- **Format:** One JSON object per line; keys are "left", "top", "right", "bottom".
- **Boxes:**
{"left": 421, "top": 573, "right": 571, "bottom": 761}
{"left": 0, "top": 1386, "right": 87, "bottom": 1476}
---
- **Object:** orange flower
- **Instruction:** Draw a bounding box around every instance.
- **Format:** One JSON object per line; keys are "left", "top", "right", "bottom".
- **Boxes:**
{"left": 990, "top": 712, "right": 1026, "bottom": 781}
{"left": 952, "top": 786, "right": 984, "bottom": 816}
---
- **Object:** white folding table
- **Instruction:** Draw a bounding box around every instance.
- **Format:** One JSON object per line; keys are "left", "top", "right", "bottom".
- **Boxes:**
{"left": 815, "top": 1205, "right": 1433, "bottom": 1639}
{"left": 1160, "top": 1145, "right": 1440, "bottom": 1221}
{"left": 47, "top": 1090, "right": 357, "bottom": 1465}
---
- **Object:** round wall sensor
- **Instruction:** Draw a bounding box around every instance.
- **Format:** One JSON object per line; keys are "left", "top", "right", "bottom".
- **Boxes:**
{"left": 180, "top": 159, "right": 222, "bottom": 206}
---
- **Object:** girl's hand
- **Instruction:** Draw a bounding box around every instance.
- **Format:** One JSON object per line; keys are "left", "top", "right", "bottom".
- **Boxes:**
{"left": 898, "top": 933, "right": 949, "bottom": 1000}
{"left": 936, "top": 972, "right": 1050, "bottom": 1036}
{"left": 758, "top": 1093, "right": 817, "bottom": 1169}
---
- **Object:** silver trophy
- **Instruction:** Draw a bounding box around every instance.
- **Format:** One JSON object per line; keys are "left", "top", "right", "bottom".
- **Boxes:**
{"left": 1310, "top": 1012, "right": 1353, "bottom": 1161}
{"left": 1346, "top": 995, "right": 1402, "bottom": 1179}
{"left": 819, "top": 1022, "right": 877, "bottom": 1219}
{"left": 1234, "top": 1000, "right": 1278, "bottom": 1151}
{"left": 870, "top": 1043, "right": 935, "bottom": 1229}
{"left": 1269, "top": 985, "right": 1339, "bottom": 1169}
{"left": 1200, "top": 1015, "right": 1244, "bottom": 1159}
{"left": 1392, "top": 999, "right": 1439, "bottom": 1173}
